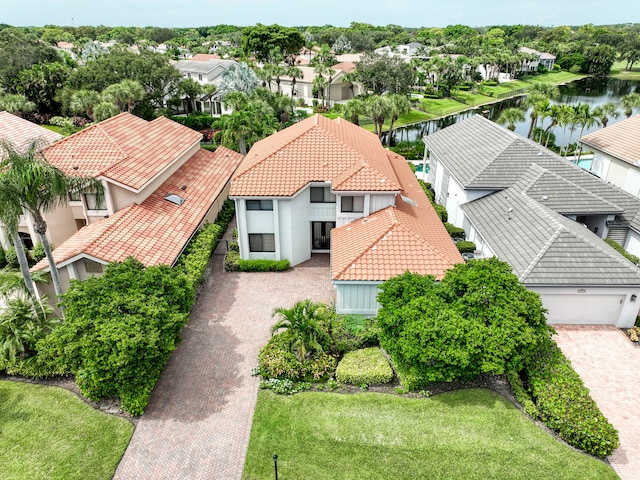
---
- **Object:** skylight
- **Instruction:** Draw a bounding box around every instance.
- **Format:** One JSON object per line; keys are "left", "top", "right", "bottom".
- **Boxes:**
{"left": 400, "top": 195, "right": 417, "bottom": 207}
{"left": 164, "top": 194, "right": 185, "bottom": 205}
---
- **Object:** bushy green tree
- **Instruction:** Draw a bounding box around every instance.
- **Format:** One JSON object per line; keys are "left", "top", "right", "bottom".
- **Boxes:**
{"left": 37, "top": 258, "right": 194, "bottom": 415}
{"left": 376, "top": 259, "right": 553, "bottom": 388}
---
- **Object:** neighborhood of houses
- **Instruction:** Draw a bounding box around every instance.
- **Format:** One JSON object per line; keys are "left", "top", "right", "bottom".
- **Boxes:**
{"left": 2, "top": 94, "right": 640, "bottom": 328}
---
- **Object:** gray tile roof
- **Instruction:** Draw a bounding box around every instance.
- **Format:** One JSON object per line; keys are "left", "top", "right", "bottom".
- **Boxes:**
{"left": 462, "top": 169, "right": 640, "bottom": 286}
{"left": 425, "top": 114, "right": 640, "bottom": 231}
{"left": 174, "top": 59, "right": 237, "bottom": 75}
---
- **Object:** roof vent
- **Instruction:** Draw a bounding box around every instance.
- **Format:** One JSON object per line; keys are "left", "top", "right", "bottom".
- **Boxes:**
{"left": 181, "top": 185, "right": 187, "bottom": 191}
{"left": 165, "top": 194, "right": 185, "bottom": 205}
{"left": 400, "top": 195, "right": 417, "bottom": 207}
{"left": 541, "top": 195, "right": 548, "bottom": 201}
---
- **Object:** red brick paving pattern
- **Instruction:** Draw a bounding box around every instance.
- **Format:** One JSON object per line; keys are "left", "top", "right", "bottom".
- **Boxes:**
{"left": 554, "top": 325, "right": 640, "bottom": 480}
{"left": 113, "top": 251, "right": 335, "bottom": 479}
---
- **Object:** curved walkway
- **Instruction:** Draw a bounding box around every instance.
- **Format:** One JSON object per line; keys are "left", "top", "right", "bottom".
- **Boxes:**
{"left": 114, "top": 253, "right": 334, "bottom": 479}
{"left": 554, "top": 325, "right": 640, "bottom": 480}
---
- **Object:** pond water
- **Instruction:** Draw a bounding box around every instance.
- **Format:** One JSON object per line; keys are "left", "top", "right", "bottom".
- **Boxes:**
{"left": 389, "top": 77, "right": 640, "bottom": 146}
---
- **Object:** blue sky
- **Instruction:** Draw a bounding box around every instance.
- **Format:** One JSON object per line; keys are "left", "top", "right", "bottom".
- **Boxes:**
{"left": 3, "top": 0, "right": 638, "bottom": 28}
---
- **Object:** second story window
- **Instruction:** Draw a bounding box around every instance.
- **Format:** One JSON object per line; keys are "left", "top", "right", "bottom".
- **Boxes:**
{"left": 310, "top": 187, "right": 335, "bottom": 203}
{"left": 84, "top": 192, "right": 106, "bottom": 211}
{"left": 246, "top": 199, "right": 273, "bottom": 211}
{"left": 341, "top": 196, "right": 364, "bottom": 213}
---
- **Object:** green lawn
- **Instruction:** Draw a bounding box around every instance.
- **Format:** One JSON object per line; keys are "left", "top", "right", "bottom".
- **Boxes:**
{"left": 609, "top": 61, "right": 640, "bottom": 79}
{"left": 0, "top": 380, "right": 133, "bottom": 480}
{"left": 42, "top": 124, "right": 63, "bottom": 134}
{"left": 243, "top": 389, "right": 618, "bottom": 480}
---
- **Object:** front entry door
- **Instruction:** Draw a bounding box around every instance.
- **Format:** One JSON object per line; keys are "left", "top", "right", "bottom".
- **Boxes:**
{"left": 312, "top": 222, "right": 335, "bottom": 250}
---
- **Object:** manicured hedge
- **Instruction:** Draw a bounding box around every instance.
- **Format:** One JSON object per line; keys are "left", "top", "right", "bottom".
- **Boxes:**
{"left": 176, "top": 223, "right": 223, "bottom": 287}
{"left": 456, "top": 240, "right": 476, "bottom": 253}
{"left": 170, "top": 115, "right": 215, "bottom": 131}
{"left": 514, "top": 341, "right": 619, "bottom": 458}
{"left": 238, "top": 259, "right": 290, "bottom": 272}
{"left": 444, "top": 222, "right": 465, "bottom": 239}
{"left": 335, "top": 348, "right": 393, "bottom": 386}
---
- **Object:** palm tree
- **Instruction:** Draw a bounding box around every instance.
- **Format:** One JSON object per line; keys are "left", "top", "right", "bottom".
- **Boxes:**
{"left": 575, "top": 103, "right": 601, "bottom": 142}
{"left": 286, "top": 66, "right": 303, "bottom": 99}
{"left": 312, "top": 74, "right": 329, "bottom": 109}
{"left": 0, "top": 93, "right": 36, "bottom": 117}
{"left": 620, "top": 92, "right": 640, "bottom": 118}
{"left": 178, "top": 78, "right": 202, "bottom": 114}
{"left": 69, "top": 89, "right": 100, "bottom": 120}
{"left": 593, "top": 102, "right": 619, "bottom": 128}
{"left": 497, "top": 108, "right": 526, "bottom": 131}
{"left": 342, "top": 98, "right": 366, "bottom": 125}
{"left": 271, "top": 64, "right": 287, "bottom": 94}
{"left": 0, "top": 173, "right": 36, "bottom": 299}
{"left": 365, "top": 96, "right": 392, "bottom": 139}
{"left": 0, "top": 141, "right": 104, "bottom": 300}
{"left": 0, "top": 266, "right": 48, "bottom": 299}
{"left": 102, "top": 79, "right": 145, "bottom": 113}
{"left": 524, "top": 92, "right": 548, "bottom": 138}
{"left": 557, "top": 104, "right": 576, "bottom": 155}
{"left": 218, "top": 62, "right": 260, "bottom": 97}
{"left": 271, "top": 299, "right": 329, "bottom": 361}
{"left": 386, "top": 94, "right": 412, "bottom": 146}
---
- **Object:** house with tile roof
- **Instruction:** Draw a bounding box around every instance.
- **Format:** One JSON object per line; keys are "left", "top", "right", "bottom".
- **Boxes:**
{"left": 425, "top": 114, "right": 640, "bottom": 327}
{"left": 0, "top": 112, "right": 66, "bottom": 251}
{"left": 580, "top": 115, "right": 640, "bottom": 198}
{"left": 26, "top": 112, "right": 242, "bottom": 294}
{"left": 230, "top": 114, "right": 462, "bottom": 314}
{"left": 519, "top": 47, "right": 556, "bottom": 72}
{"left": 173, "top": 58, "right": 239, "bottom": 115}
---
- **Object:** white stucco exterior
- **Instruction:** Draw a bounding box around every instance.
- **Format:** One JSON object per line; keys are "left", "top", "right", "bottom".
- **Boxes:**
{"left": 590, "top": 149, "right": 640, "bottom": 199}
{"left": 334, "top": 281, "right": 382, "bottom": 316}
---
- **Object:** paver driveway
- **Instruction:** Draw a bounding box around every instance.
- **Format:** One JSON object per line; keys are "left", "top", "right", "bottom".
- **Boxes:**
{"left": 554, "top": 325, "right": 640, "bottom": 480}
{"left": 114, "top": 253, "right": 335, "bottom": 480}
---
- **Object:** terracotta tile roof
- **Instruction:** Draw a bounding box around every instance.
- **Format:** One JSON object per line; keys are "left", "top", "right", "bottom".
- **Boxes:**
{"left": 43, "top": 112, "right": 202, "bottom": 190}
{"left": 191, "top": 53, "right": 222, "bottom": 62}
{"left": 580, "top": 115, "right": 640, "bottom": 165}
{"left": 230, "top": 115, "right": 401, "bottom": 197}
{"left": 32, "top": 147, "right": 243, "bottom": 271}
{"left": 331, "top": 154, "right": 463, "bottom": 281}
{"left": 332, "top": 62, "right": 356, "bottom": 73}
{"left": 0, "top": 111, "right": 62, "bottom": 157}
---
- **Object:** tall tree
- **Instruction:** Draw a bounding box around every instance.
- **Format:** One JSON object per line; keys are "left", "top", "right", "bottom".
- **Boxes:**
{"left": 218, "top": 62, "right": 260, "bottom": 97}
{"left": 386, "top": 94, "right": 412, "bottom": 146}
{"left": 497, "top": 107, "right": 526, "bottom": 131}
{"left": 593, "top": 102, "right": 619, "bottom": 128}
{"left": 355, "top": 52, "right": 415, "bottom": 95}
{"left": 286, "top": 66, "right": 303, "bottom": 98}
{"left": 365, "top": 95, "right": 392, "bottom": 139}
{"left": 342, "top": 98, "right": 366, "bottom": 125}
{"left": 241, "top": 24, "right": 304, "bottom": 64}
{"left": 620, "top": 92, "right": 640, "bottom": 118}
{"left": 101, "top": 79, "right": 145, "bottom": 113}
{"left": 0, "top": 141, "right": 104, "bottom": 301}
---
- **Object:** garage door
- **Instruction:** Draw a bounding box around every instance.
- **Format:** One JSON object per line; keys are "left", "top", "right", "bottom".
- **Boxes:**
{"left": 541, "top": 294, "right": 625, "bottom": 325}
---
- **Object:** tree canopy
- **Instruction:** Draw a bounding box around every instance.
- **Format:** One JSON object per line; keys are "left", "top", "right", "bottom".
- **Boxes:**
{"left": 376, "top": 259, "right": 553, "bottom": 388}
{"left": 241, "top": 24, "right": 305, "bottom": 64}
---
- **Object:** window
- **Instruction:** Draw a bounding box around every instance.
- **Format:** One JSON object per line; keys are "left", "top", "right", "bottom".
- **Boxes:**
{"left": 84, "top": 261, "right": 103, "bottom": 273}
{"left": 198, "top": 74, "right": 203, "bottom": 81}
{"left": 69, "top": 191, "right": 81, "bottom": 202}
{"left": 187, "top": 73, "right": 192, "bottom": 78}
{"left": 341, "top": 196, "right": 364, "bottom": 213}
{"left": 310, "top": 187, "right": 335, "bottom": 203}
{"left": 84, "top": 192, "right": 106, "bottom": 210}
{"left": 246, "top": 199, "right": 273, "bottom": 211}
{"left": 249, "top": 234, "right": 275, "bottom": 252}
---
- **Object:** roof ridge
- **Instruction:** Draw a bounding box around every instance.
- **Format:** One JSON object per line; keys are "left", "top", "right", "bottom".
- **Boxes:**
{"left": 519, "top": 223, "right": 564, "bottom": 282}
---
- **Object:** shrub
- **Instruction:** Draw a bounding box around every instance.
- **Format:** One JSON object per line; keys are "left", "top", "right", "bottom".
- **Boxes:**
{"left": 433, "top": 204, "right": 448, "bottom": 222}
{"left": 224, "top": 250, "right": 240, "bottom": 271}
{"left": 30, "top": 243, "right": 46, "bottom": 263}
{"left": 170, "top": 115, "right": 215, "bottom": 131}
{"left": 259, "top": 378, "right": 311, "bottom": 395}
{"left": 238, "top": 259, "right": 290, "bottom": 272}
{"left": 505, "top": 369, "right": 540, "bottom": 417}
{"left": 604, "top": 238, "right": 639, "bottom": 264}
{"left": 5, "top": 246, "right": 18, "bottom": 268}
{"left": 417, "top": 179, "right": 435, "bottom": 203}
{"left": 0, "top": 245, "right": 5, "bottom": 267}
{"left": 259, "top": 332, "right": 337, "bottom": 381}
{"left": 523, "top": 340, "right": 619, "bottom": 458}
{"left": 444, "top": 222, "right": 465, "bottom": 239}
{"left": 335, "top": 348, "right": 393, "bottom": 385}
{"left": 215, "top": 199, "right": 235, "bottom": 231}
{"left": 36, "top": 258, "right": 193, "bottom": 416}
{"left": 177, "top": 223, "right": 224, "bottom": 286}
{"left": 456, "top": 240, "right": 476, "bottom": 253}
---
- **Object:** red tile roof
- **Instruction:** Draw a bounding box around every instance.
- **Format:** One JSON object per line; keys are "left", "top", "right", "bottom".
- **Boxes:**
{"left": 580, "top": 115, "right": 640, "bottom": 165}
{"left": 43, "top": 112, "right": 202, "bottom": 191}
{"left": 0, "top": 111, "right": 62, "bottom": 157}
{"left": 332, "top": 62, "right": 356, "bottom": 73}
{"left": 331, "top": 154, "right": 463, "bottom": 281}
{"left": 230, "top": 115, "right": 401, "bottom": 197}
{"left": 191, "top": 53, "right": 222, "bottom": 62}
{"left": 33, "top": 147, "right": 243, "bottom": 271}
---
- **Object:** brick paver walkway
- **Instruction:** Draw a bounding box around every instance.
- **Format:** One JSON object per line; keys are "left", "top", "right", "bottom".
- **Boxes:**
{"left": 554, "top": 325, "right": 640, "bottom": 480}
{"left": 114, "top": 250, "right": 335, "bottom": 479}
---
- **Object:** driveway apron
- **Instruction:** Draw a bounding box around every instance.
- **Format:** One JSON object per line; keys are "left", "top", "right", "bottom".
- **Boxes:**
{"left": 554, "top": 325, "right": 640, "bottom": 480}
{"left": 114, "top": 253, "right": 335, "bottom": 479}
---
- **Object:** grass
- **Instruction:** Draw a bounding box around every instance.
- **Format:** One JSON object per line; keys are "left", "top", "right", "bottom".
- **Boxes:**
{"left": 243, "top": 389, "right": 618, "bottom": 480}
{"left": 609, "top": 61, "right": 640, "bottom": 80}
{"left": 0, "top": 380, "right": 133, "bottom": 480}
{"left": 41, "top": 124, "right": 63, "bottom": 133}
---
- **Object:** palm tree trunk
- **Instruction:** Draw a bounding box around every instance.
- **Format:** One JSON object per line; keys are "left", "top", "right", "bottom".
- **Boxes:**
{"left": 387, "top": 118, "right": 396, "bottom": 146}
{"left": 239, "top": 136, "right": 247, "bottom": 156}
{"left": 10, "top": 230, "right": 36, "bottom": 298}
{"left": 32, "top": 212, "right": 64, "bottom": 301}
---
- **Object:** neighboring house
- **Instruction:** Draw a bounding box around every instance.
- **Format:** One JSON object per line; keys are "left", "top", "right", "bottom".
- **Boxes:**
{"left": 55, "top": 41, "right": 76, "bottom": 59}
{"left": 27, "top": 112, "right": 243, "bottom": 295}
{"left": 0, "top": 112, "right": 64, "bottom": 250}
{"left": 425, "top": 114, "right": 640, "bottom": 327}
{"left": 272, "top": 64, "right": 364, "bottom": 106}
{"left": 230, "top": 114, "right": 462, "bottom": 315}
{"left": 375, "top": 43, "right": 424, "bottom": 58}
{"left": 580, "top": 115, "right": 640, "bottom": 198}
{"left": 519, "top": 46, "right": 556, "bottom": 72}
{"left": 191, "top": 53, "right": 222, "bottom": 62}
{"left": 173, "top": 58, "right": 239, "bottom": 115}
